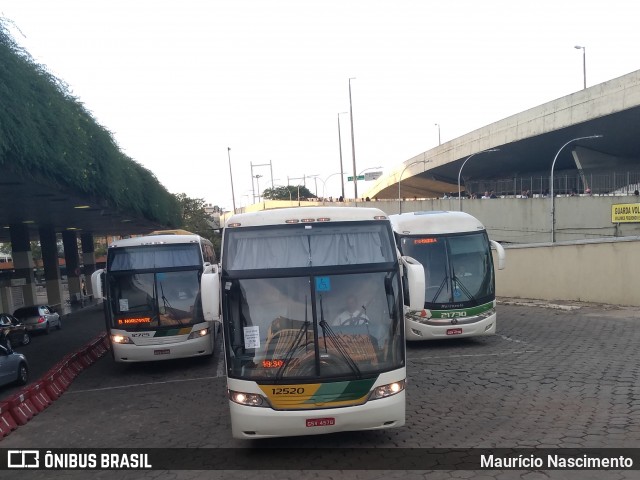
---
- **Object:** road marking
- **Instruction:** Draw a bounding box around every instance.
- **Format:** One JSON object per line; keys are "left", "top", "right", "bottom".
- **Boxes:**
{"left": 498, "top": 334, "right": 530, "bottom": 344}
{"left": 411, "top": 349, "right": 538, "bottom": 361}
{"left": 68, "top": 375, "right": 222, "bottom": 394}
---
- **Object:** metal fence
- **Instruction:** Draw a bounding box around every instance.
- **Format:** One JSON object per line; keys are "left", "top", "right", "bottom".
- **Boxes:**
{"left": 465, "top": 171, "right": 640, "bottom": 198}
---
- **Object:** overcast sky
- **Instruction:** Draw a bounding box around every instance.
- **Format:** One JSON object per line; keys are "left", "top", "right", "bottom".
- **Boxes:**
{"left": 2, "top": 0, "right": 639, "bottom": 210}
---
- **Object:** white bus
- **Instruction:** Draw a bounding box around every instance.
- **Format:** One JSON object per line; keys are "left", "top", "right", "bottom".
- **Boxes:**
{"left": 202, "top": 207, "right": 425, "bottom": 439}
{"left": 390, "top": 211, "right": 505, "bottom": 341}
{"left": 91, "top": 234, "right": 219, "bottom": 362}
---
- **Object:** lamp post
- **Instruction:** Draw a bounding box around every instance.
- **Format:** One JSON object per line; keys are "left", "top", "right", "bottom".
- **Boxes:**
{"left": 322, "top": 172, "right": 347, "bottom": 202}
{"left": 348, "top": 77, "right": 358, "bottom": 199}
{"left": 338, "top": 112, "right": 348, "bottom": 200}
{"left": 227, "top": 147, "right": 237, "bottom": 214}
{"left": 550, "top": 135, "right": 602, "bottom": 242}
{"left": 359, "top": 166, "right": 382, "bottom": 176}
{"left": 574, "top": 45, "right": 586, "bottom": 90}
{"left": 398, "top": 160, "right": 426, "bottom": 214}
{"left": 435, "top": 123, "right": 441, "bottom": 145}
{"left": 308, "top": 174, "right": 320, "bottom": 198}
{"left": 457, "top": 148, "right": 499, "bottom": 211}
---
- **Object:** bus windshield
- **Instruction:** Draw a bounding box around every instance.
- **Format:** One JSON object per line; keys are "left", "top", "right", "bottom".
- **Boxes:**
{"left": 222, "top": 222, "right": 403, "bottom": 382}
{"left": 106, "top": 270, "right": 203, "bottom": 329}
{"left": 398, "top": 231, "right": 495, "bottom": 307}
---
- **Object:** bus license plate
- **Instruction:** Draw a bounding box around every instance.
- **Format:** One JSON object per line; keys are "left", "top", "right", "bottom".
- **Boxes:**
{"left": 154, "top": 349, "right": 170, "bottom": 355}
{"left": 306, "top": 417, "right": 335, "bottom": 428}
{"left": 446, "top": 328, "right": 463, "bottom": 335}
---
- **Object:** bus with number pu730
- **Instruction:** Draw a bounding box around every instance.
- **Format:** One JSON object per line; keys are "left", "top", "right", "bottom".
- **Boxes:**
{"left": 201, "top": 206, "right": 425, "bottom": 439}
{"left": 390, "top": 211, "right": 505, "bottom": 341}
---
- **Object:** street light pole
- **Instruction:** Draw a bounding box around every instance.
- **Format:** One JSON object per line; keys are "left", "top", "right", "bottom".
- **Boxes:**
{"left": 227, "top": 147, "right": 237, "bottom": 214}
{"left": 435, "top": 123, "right": 441, "bottom": 145}
{"left": 398, "top": 159, "right": 426, "bottom": 214}
{"left": 338, "top": 112, "right": 348, "bottom": 200}
{"left": 322, "top": 172, "right": 346, "bottom": 200}
{"left": 348, "top": 77, "right": 358, "bottom": 199}
{"left": 575, "top": 45, "right": 586, "bottom": 90}
{"left": 457, "top": 148, "right": 499, "bottom": 211}
{"left": 308, "top": 174, "right": 320, "bottom": 198}
{"left": 550, "top": 134, "right": 602, "bottom": 242}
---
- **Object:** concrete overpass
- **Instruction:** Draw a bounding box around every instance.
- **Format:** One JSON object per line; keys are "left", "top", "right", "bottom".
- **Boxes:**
{"left": 364, "top": 70, "right": 640, "bottom": 200}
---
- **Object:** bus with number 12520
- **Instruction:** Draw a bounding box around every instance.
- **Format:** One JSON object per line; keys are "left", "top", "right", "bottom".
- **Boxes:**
{"left": 201, "top": 206, "right": 425, "bottom": 439}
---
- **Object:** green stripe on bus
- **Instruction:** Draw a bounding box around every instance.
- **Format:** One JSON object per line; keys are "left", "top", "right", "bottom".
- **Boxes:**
{"left": 429, "top": 301, "right": 494, "bottom": 319}
{"left": 304, "top": 378, "right": 376, "bottom": 404}
{"left": 153, "top": 327, "right": 192, "bottom": 337}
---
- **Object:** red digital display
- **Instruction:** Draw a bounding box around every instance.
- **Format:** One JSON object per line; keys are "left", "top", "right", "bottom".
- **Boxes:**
{"left": 262, "top": 359, "right": 285, "bottom": 368}
{"left": 118, "top": 317, "right": 151, "bottom": 325}
{"left": 414, "top": 238, "right": 438, "bottom": 244}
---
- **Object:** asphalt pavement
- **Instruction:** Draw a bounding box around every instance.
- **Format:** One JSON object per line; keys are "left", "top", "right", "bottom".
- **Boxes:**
{"left": 3, "top": 298, "right": 640, "bottom": 480}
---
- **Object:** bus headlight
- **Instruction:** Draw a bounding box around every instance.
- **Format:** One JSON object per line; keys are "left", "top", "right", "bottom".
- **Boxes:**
{"left": 188, "top": 327, "right": 210, "bottom": 339}
{"left": 112, "top": 334, "right": 132, "bottom": 344}
{"left": 369, "top": 380, "right": 405, "bottom": 400}
{"left": 229, "top": 390, "right": 268, "bottom": 407}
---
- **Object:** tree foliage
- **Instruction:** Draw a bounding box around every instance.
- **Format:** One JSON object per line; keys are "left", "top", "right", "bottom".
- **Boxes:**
{"left": 262, "top": 185, "right": 315, "bottom": 201}
{"left": 0, "top": 19, "right": 181, "bottom": 227}
{"left": 174, "top": 194, "right": 221, "bottom": 258}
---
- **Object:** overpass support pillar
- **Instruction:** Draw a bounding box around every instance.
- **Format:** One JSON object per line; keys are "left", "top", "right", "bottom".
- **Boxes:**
{"left": 8, "top": 224, "right": 36, "bottom": 308}
{"left": 39, "top": 226, "right": 64, "bottom": 309}
{"left": 80, "top": 233, "right": 96, "bottom": 297}
{"left": 62, "top": 230, "right": 81, "bottom": 305}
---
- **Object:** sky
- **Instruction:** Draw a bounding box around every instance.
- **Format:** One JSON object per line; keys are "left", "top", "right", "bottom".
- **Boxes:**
{"left": 2, "top": 0, "right": 639, "bottom": 211}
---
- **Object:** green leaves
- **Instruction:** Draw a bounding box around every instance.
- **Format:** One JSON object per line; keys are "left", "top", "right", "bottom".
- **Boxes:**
{"left": 0, "top": 19, "right": 180, "bottom": 227}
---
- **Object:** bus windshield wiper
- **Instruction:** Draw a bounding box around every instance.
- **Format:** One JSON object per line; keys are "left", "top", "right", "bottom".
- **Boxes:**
{"left": 318, "top": 295, "right": 362, "bottom": 378}
{"left": 275, "top": 297, "right": 311, "bottom": 380}
{"left": 432, "top": 275, "right": 449, "bottom": 302}
{"left": 452, "top": 273, "right": 478, "bottom": 304}
{"left": 158, "top": 280, "right": 187, "bottom": 325}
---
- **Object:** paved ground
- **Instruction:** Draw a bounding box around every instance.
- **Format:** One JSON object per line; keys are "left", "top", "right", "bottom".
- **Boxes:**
{"left": 2, "top": 298, "right": 640, "bottom": 479}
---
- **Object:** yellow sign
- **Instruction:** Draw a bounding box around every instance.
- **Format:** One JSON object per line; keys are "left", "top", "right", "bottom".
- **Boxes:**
{"left": 612, "top": 203, "right": 640, "bottom": 223}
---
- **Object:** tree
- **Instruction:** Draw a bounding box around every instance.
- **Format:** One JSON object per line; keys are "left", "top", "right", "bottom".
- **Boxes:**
{"left": 262, "top": 185, "right": 315, "bottom": 201}
{"left": 174, "top": 193, "right": 221, "bottom": 257}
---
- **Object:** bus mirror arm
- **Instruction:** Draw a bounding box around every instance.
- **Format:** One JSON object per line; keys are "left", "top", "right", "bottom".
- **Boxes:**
{"left": 490, "top": 240, "right": 506, "bottom": 270}
{"left": 400, "top": 256, "right": 425, "bottom": 312}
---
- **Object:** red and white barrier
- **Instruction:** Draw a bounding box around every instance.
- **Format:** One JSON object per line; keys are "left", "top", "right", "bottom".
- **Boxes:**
{"left": 0, "top": 331, "right": 111, "bottom": 440}
{"left": 7, "top": 391, "right": 38, "bottom": 426}
{"left": 0, "top": 401, "right": 18, "bottom": 437}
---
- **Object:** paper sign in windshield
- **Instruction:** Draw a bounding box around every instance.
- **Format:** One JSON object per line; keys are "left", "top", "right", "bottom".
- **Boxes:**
{"left": 244, "top": 326, "right": 260, "bottom": 349}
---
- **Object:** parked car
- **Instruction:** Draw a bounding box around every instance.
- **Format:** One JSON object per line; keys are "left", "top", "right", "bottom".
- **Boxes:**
{"left": 0, "top": 313, "right": 31, "bottom": 349}
{"left": 12, "top": 305, "right": 62, "bottom": 334}
{"left": 0, "top": 343, "right": 28, "bottom": 387}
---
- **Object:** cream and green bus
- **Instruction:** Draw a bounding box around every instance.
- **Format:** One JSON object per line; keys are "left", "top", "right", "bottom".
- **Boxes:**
{"left": 202, "top": 206, "right": 425, "bottom": 439}
{"left": 390, "top": 211, "right": 505, "bottom": 341}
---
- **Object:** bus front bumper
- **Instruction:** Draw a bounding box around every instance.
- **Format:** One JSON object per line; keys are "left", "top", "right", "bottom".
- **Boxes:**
{"left": 406, "top": 312, "right": 496, "bottom": 341}
{"left": 228, "top": 390, "right": 406, "bottom": 439}
{"left": 111, "top": 334, "right": 214, "bottom": 362}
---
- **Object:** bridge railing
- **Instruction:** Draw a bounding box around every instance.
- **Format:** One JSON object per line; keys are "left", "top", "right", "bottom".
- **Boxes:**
{"left": 465, "top": 171, "right": 640, "bottom": 198}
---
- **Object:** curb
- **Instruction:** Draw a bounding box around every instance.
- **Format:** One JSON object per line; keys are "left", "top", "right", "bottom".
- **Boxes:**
{"left": 0, "top": 331, "right": 110, "bottom": 440}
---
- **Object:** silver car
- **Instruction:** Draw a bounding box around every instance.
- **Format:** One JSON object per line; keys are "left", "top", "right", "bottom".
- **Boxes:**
{"left": 12, "top": 305, "right": 62, "bottom": 334}
{"left": 0, "top": 343, "right": 28, "bottom": 387}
